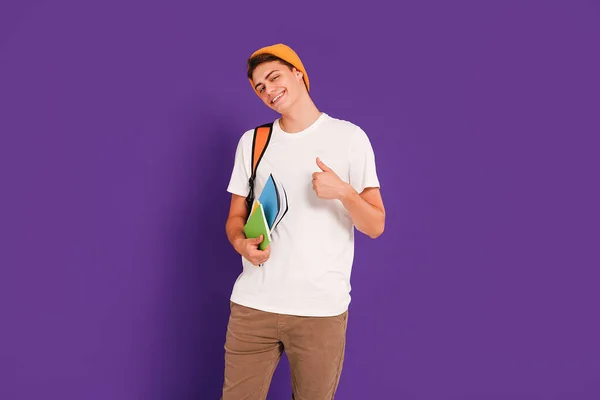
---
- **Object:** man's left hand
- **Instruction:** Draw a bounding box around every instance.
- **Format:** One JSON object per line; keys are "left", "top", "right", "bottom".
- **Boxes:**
{"left": 312, "top": 157, "right": 352, "bottom": 200}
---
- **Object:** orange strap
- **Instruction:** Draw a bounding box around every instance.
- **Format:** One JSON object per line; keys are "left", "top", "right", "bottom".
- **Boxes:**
{"left": 246, "top": 122, "right": 273, "bottom": 210}
{"left": 252, "top": 124, "right": 272, "bottom": 174}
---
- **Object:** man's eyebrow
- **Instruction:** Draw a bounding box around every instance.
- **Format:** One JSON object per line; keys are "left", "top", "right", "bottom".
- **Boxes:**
{"left": 254, "top": 70, "right": 280, "bottom": 90}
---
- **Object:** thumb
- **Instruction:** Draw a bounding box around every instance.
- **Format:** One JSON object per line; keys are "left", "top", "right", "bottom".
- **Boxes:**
{"left": 251, "top": 234, "right": 263, "bottom": 244}
{"left": 316, "top": 157, "right": 331, "bottom": 172}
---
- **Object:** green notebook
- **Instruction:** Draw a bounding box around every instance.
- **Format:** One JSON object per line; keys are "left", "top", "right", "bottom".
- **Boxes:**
{"left": 243, "top": 201, "right": 272, "bottom": 250}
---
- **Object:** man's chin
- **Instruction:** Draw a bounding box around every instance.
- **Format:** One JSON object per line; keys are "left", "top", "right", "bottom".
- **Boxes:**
{"left": 269, "top": 103, "right": 285, "bottom": 113}
{"left": 270, "top": 100, "right": 292, "bottom": 114}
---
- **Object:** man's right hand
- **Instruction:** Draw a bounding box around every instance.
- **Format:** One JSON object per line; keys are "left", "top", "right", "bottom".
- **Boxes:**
{"left": 226, "top": 194, "right": 271, "bottom": 266}
{"left": 234, "top": 235, "right": 271, "bottom": 266}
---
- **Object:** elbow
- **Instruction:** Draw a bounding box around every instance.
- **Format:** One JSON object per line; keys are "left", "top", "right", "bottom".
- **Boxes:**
{"left": 367, "top": 219, "right": 385, "bottom": 239}
{"left": 368, "top": 227, "right": 384, "bottom": 239}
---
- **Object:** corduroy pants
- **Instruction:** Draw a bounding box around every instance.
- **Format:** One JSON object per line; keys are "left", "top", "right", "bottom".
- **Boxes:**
{"left": 221, "top": 301, "right": 348, "bottom": 400}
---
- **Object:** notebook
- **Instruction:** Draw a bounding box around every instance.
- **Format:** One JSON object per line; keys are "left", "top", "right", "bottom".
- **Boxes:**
{"left": 258, "top": 174, "right": 289, "bottom": 231}
{"left": 243, "top": 201, "right": 271, "bottom": 251}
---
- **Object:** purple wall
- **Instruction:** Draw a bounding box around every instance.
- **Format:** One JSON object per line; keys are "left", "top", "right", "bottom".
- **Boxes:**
{"left": 2, "top": 1, "right": 599, "bottom": 399}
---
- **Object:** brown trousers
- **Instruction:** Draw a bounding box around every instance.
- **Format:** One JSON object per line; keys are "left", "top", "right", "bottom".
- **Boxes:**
{"left": 221, "top": 301, "right": 348, "bottom": 400}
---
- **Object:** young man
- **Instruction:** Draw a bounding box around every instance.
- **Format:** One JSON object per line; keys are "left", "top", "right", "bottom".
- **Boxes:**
{"left": 222, "top": 43, "right": 385, "bottom": 399}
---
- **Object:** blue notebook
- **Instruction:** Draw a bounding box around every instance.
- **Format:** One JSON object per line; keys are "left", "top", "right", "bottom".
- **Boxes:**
{"left": 258, "top": 174, "right": 279, "bottom": 229}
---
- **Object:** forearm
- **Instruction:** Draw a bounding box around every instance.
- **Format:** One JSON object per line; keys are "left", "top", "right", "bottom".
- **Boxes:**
{"left": 339, "top": 185, "right": 385, "bottom": 238}
{"left": 226, "top": 216, "right": 246, "bottom": 253}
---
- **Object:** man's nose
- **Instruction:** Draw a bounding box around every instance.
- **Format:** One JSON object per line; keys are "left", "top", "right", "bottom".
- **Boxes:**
{"left": 266, "top": 83, "right": 276, "bottom": 95}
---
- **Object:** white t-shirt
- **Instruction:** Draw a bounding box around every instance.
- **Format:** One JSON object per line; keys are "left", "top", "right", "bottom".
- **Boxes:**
{"left": 226, "top": 113, "right": 380, "bottom": 317}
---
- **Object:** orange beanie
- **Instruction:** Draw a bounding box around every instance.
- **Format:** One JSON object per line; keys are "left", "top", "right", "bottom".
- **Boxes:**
{"left": 248, "top": 43, "right": 310, "bottom": 92}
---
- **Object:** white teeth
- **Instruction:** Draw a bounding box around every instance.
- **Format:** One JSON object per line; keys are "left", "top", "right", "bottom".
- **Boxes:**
{"left": 272, "top": 91, "right": 284, "bottom": 104}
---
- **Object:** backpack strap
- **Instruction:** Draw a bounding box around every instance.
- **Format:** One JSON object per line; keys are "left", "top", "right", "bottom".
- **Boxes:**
{"left": 246, "top": 122, "right": 274, "bottom": 211}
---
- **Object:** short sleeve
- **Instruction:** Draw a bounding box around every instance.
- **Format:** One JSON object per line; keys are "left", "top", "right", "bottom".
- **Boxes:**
{"left": 227, "top": 133, "right": 252, "bottom": 197}
{"left": 348, "top": 126, "right": 380, "bottom": 193}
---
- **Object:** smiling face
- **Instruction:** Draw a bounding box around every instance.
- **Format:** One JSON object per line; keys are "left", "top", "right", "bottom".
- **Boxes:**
{"left": 250, "top": 59, "right": 307, "bottom": 114}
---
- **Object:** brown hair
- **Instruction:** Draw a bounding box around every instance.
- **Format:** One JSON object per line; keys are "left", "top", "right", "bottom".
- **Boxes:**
{"left": 247, "top": 53, "right": 296, "bottom": 80}
{"left": 247, "top": 53, "right": 309, "bottom": 91}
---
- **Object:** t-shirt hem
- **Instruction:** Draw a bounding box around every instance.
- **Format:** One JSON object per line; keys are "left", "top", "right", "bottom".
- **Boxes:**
{"left": 357, "top": 180, "right": 381, "bottom": 193}
{"left": 230, "top": 293, "right": 349, "bottom": 317}
{"left": 227, "top": 185, "right": 249, "bottom": 197}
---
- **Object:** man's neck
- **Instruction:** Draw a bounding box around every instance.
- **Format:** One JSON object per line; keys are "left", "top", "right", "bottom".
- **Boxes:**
{"left": 279, "top": 96, "right": 322, "bottom": 133}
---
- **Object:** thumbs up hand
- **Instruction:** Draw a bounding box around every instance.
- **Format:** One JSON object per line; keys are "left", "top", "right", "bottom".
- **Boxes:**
{"left": 312, "top": 157, "right": 351, "bottom": 200}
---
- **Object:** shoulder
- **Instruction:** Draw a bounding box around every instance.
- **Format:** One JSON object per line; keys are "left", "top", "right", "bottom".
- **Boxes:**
{"left": 322, "top": 114, "right": 370, "bottom": 142}
{"left": 235, "top": 122, "right": 274, "bottom": 147}
{"left": 237, "top": 128, "right": 254, "bottom": 145}
{"left": 322, "top": 113, "right": 359, "bottom": 131}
